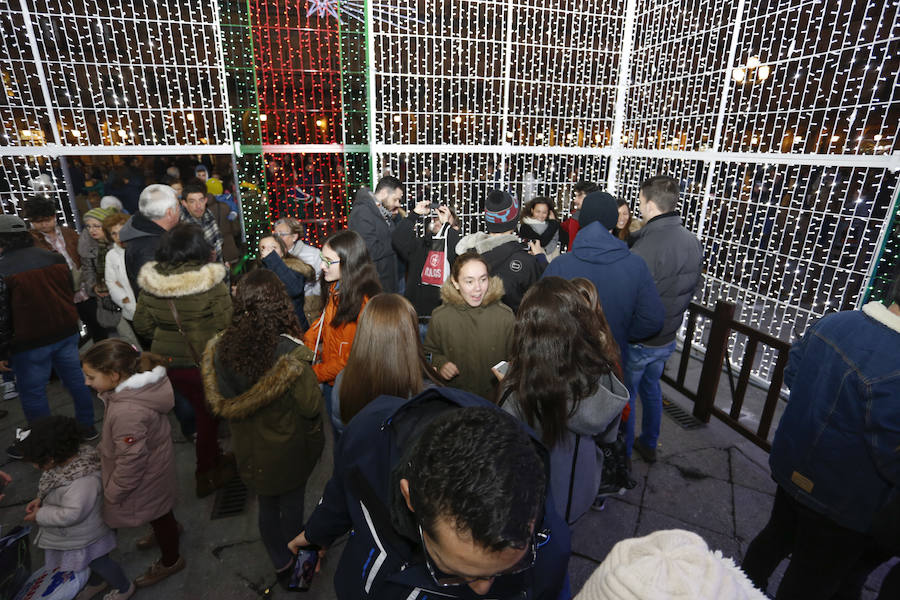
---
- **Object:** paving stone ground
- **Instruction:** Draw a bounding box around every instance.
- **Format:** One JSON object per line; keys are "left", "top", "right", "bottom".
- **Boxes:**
{"left": 0, "top": 351, "right": 893, "bottom": 598}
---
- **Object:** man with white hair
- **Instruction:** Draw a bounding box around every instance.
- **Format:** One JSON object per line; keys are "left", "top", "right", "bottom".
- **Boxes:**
{"left": 119, "top": 184, "right": 180, "bottom": 293}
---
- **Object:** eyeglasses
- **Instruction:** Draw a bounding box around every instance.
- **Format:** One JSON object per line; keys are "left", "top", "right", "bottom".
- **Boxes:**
{"left": 274, "top": 232, "right": 294, "bottom": 237}
{"left": 417, "top": 523, "right": 549, "bottom": 587}
{"left": 319, "top": 252, "right": 340, "bottom": 267}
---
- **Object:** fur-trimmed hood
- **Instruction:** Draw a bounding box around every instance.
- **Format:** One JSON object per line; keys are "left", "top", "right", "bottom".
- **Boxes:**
{"left": 439, "top": 274, "right": 505, "bottom": 308}
{"left": 137, "top": 261, "right": 226, "bottom": 298}
{"left": 99, "top": 364, "right": 173, "bottom": 415}
{"left": 284, "top": 256, "right": 316, "bottom": 281}
{"left": 202, "top": 335, "right": 316, "bottom": 420}
{"left": 862, "top": 301, "right": 900, "bottom": 334}
{"left": 455, "top": 231, "right": 520, "bottom": 256}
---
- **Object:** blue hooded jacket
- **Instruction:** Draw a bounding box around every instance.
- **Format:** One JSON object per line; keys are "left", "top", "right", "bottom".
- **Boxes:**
{"left": 303, "top": 387, "right": 571, "bottom": 599}
{"left": 543, "top": 221, "right": 664, "bottom": 366}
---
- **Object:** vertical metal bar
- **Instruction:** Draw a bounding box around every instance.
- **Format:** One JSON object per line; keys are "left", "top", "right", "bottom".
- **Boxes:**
{"left": 498, "top": 0, "right": 515, "bottom": 188}
{"left": 695, "top": 0, "right": 746, "bottom": 242}
{"left": 606, "top": 0, "right": 637, "bottom": 194}
{"left": 860, "top": 183, "right": 900, "bottom": 306}
{"left": 365, "top": 0, "right": 378, "bottom": 187}
{"left": 18, "top": 0, "right": 63, "bottom": 147}
{"left": 58, "top": 156, "right": 80, "bottom": 229}
{"left": 210, "top": 0, "right": 234, "bottom": 147}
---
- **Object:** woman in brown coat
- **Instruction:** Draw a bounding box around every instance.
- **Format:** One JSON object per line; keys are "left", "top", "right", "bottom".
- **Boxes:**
{"left": 81, "top": 339, "right": 184, "bottom": 590}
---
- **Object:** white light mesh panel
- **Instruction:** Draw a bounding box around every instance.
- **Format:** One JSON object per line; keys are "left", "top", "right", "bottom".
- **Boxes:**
{"left": 0, "top": 155, "right": 71, "bottom": 223}
{"left": 371, "top": 0, "right": 623, "bottom": 223}
{"left": 617, "top": 0, "right": 900, "bottom": 383}
{"left": 0, "top": 0, "right": 231, "bottom": 151}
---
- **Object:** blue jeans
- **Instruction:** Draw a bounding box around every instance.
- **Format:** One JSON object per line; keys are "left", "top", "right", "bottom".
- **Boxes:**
{"left": 9, "top": 333, "right": 95, "bottom": 426}
{"left": 624, "top": 340, "right": 676, "bottom": 455}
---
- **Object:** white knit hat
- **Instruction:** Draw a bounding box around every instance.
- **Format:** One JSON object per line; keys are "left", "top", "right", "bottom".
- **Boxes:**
{"left": 575, "top": 530, "right": 767, "bottom": 600}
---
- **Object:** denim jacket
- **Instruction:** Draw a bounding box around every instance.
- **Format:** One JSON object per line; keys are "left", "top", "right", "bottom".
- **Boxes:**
{"left": 770, "top": 301, "right": 900, "bottom": 533}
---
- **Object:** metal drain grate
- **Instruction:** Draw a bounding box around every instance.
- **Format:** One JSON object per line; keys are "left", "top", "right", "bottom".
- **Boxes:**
{"left": 211, "top": 477, "right": 249, "bottom": 520}
{"left": 662, "top": 396, "right": 704, "bottom": 430}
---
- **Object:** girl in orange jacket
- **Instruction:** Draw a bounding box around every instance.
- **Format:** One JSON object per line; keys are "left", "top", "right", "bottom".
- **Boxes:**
{"left": 303, "top": 231, "right": 381, "bottom": 434}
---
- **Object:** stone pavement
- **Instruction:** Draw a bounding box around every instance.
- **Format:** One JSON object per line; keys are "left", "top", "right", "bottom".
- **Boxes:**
{"left": 0, "top": 371, "right": 893, "bottom": 599}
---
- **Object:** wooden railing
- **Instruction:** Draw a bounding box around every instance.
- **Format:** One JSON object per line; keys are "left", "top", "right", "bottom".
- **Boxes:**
{"left": 661, "top": 300, "right": 792, "bottom": 451}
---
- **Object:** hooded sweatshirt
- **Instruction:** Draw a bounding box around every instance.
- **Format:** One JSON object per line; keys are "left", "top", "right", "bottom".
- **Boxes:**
{"left": 423, "top": 275, "right": 514, "bottom": 401}
{"left": 544, "top": 222, "right": 664, "bottom": 366}
{"left": 98, "top": 365, "right": 177, "bottom": 528}
{"left": 502, "top": 372, "right": 629, "bottom": 523}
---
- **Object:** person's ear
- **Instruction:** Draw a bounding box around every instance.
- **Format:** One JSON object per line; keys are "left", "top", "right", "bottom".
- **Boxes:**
{"left": 451, "top": 278, "right": 460, "bottom": 291}
{"left": 400, "top": 478, "right": 414, "bottom": 513}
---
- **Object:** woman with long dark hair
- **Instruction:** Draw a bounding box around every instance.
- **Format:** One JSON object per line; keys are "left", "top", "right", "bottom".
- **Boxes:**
{"left": 302, "top": 230, "right": 381, "bottom": 433}
{"left": 202, "top": 269, "right": 324, "bottom": 589}
{"left": 499, "top": 276, "right": 629, "bottom": 524}
{"left": 333, "top": 294, "right": 443, "bottom": 431}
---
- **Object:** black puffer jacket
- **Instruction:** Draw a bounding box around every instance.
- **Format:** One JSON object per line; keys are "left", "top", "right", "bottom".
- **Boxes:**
{"left": 455, "top": 231, "right": 543, "bottom": 313}
{"left": 629, "top": 213, "right": 703, "bottom": 346}
{"left": 391, "top": 213, "right": 460, "bottom": 318}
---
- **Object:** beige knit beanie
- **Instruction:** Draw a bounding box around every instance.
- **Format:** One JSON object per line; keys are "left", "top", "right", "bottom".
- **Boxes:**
{"left": 575, "top": 529, "right": 767, "bottom": 600}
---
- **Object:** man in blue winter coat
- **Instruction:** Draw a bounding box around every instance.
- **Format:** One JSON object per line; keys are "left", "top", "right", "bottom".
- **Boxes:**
{"left": 742, "top": 273, "right": 900, "bottom": 598}
{"left": 288, "top": 389, "right": 571, "bottom": 599}
{"left": 543, "top": 191, "right": 664, "bottom": 368}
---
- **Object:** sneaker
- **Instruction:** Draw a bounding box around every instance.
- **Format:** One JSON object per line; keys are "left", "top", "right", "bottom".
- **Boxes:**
{"left": 591, "top": 496, "right": 607, "bottom": 512}
{"left": 6, "top": 444, "right": 23, "bottom": 460}
{"left": 134, "top": 556, "right": 186, "bottom": 588}
{"left": 633, "top": 438, "right": 657, "bottom": 463}
{"left": 74, "top": 580, "right": 107, "bottom": 600}
{"left": 79, "top": 425, "right": 100, "bottom": 441}
{"left": 102, "top": 582, "right": 135, "bottom": 600}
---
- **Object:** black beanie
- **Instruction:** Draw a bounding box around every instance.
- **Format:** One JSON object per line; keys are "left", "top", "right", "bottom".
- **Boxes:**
{"left": 484, "top": 190, "right": 519, "bottom": 233}
{"left": 579, "top": 191, "right": 619, "bottom": 230}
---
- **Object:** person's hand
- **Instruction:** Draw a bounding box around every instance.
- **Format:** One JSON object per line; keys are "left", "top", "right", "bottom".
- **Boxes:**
{"left": 437, "top": 205, "right": 451, "bottom": 225}
{"left": 528, "top": 240, "right": 545, "bottom": 256}
{"left": 413, "top": 200, "right": 431, "bottom": 216}
{"left": 0, "top": 360, "right": 10, "bottom": 373}
{"left": 491, "top": 366, "right": 506, "bottom": 382}
{"left": 122, "top": 298, "right": 130, "bottom": 304}
{"left": 0, "top": 470, "right": 10, "bottom": 501}
{"left": 439, "top": 362, "right": 460, "bottom": 380}
{"left": 288, "top": 531, "right": 327, "bottom": 574}
{"left": 24, "top": 498, "right": 41, "bottom": 521}
{"left": 93, "top": 285, "right": 109, "bottom": 298}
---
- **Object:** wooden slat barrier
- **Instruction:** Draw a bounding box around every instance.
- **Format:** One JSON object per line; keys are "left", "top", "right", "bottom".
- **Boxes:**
{"left": 661, "top": 300, "right": 792, "bottom": 451}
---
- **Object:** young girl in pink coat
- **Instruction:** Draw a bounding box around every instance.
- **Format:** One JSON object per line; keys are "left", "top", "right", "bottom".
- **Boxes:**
{"left": 81, "top": 339, "right": 184, "bottom": 589}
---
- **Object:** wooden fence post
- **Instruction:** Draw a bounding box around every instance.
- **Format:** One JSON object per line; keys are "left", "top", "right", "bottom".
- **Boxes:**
{"left": 693, "top": 300, "right": 735, "bottom": 422}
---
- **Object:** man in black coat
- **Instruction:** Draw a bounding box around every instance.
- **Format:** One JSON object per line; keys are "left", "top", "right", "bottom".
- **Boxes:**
{"left": 348, "top": 177, "right": 404, "bottom": 293}
{"left": 119, "top": 184, "right": 181, "bottom": 293}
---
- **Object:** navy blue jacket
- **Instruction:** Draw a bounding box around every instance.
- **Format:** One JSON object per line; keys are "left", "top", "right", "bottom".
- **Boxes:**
{"left": 543, "top": 222, "right": 664, "bottom": 366}
{"left": 304, "top": 387, "right": 571, "bottom": 599}
{"left": 770, "top": 302, "right": 900, "bottom": 533}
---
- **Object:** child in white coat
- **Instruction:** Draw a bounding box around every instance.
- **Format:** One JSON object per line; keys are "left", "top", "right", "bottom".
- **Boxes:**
{"left": 20, "top": 416, "right": 133, "bottom": 600}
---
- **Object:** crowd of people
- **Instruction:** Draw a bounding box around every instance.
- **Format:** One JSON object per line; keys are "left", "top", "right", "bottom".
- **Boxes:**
{"left": 0, "top": 167, "right": 896, "bottom": 600}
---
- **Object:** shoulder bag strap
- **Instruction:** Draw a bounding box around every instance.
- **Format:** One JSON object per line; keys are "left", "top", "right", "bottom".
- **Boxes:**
{"left": 166, "top": 299, "right": 202, "bottom": 367}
